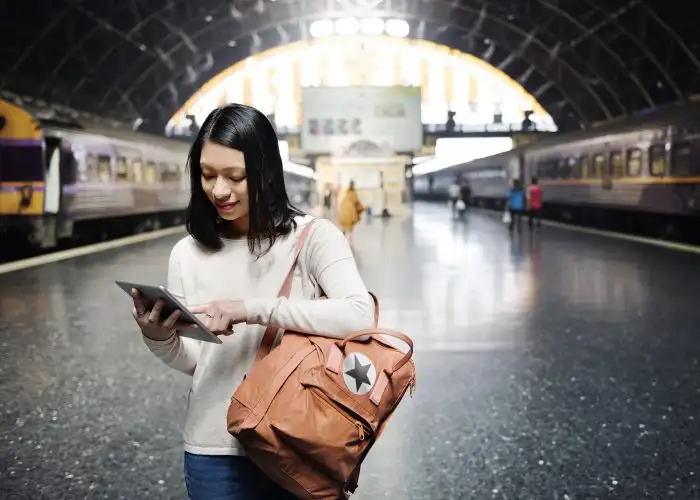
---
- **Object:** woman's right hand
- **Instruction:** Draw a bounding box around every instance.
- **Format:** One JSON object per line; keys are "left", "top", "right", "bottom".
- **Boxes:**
{"left": 131, "top": 288, "right": 191, "bottom": 341}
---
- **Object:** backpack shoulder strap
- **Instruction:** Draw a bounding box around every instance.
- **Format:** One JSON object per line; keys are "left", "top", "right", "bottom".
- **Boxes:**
{"left": 255, "top": 219, "right": 316, "bottom": 360}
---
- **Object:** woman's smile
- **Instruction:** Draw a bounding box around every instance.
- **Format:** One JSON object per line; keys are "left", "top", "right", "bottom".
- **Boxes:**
{"left": 214, "top": 200, "right": 239, "bottom": 213}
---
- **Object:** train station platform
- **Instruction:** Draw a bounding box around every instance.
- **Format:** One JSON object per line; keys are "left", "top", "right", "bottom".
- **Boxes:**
{"left": 1, "top": 203, "right": 698, "bottom": 499}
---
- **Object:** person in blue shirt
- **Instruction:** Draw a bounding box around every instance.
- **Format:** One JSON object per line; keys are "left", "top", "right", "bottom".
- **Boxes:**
{"left": 506, "top": 179, "right": 526, "bottom": 233}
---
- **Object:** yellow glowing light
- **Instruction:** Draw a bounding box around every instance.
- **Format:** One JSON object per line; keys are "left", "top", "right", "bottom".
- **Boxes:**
{"left": 167, "top": 36, "right": 556, "bottom": 135}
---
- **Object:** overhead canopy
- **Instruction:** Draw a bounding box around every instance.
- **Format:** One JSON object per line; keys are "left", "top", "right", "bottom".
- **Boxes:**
{"left": 1, "top": 0, "right": 698, "bottom": 133}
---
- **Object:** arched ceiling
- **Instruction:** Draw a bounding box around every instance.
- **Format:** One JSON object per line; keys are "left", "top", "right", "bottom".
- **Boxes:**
{"left": 1, "top": 0, "right": 698, "bottom": 134}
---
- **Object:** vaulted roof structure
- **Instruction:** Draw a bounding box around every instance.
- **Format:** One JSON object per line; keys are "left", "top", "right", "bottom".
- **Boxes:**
{"left": 1, "top": 0, "right": 698, "bottom": 133}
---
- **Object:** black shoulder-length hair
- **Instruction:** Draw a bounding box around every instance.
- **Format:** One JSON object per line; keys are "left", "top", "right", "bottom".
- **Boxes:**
{"left": 185, "top": 103, "right": 305, "bottom": 257}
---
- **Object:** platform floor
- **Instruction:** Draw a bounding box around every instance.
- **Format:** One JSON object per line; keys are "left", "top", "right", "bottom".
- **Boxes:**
{"left": 1, "top": 202, "right": 699, "bottom": 499}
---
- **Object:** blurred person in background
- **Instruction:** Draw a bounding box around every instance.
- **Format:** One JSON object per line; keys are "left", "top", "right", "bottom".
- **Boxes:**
{"left": 448, "top": 177, "right": 461, "bottom": 218}
{"left": 526, "top": 177, "right": 543, "bottom": 229}
{"left": 338, "top": 180, "right": 364, "bottom": 245}
{"left": 506, "top": 178, "right": 526, "bottom": 234}
{"left": 321, "top": 182, "right": 334, "bottom": 219}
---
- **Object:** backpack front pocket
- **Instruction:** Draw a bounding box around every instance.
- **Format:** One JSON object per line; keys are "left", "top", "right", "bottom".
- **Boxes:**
{"left": 270, "top": 381, "right": 373, "bottom": 484}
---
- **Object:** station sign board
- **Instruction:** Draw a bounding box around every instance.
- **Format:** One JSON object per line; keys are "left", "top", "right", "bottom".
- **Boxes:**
{"left": 300, "top": 86, "right": 423, "bottom": 155}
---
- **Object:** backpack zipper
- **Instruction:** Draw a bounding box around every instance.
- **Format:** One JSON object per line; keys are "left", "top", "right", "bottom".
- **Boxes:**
{"left": 355, "top": 422, "right": 365, "bottom": 441}
{"left": 310, "top": 386, "right": 370, "bottom": 443}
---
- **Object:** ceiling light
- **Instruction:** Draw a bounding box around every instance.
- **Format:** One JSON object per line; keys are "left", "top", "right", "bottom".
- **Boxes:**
{"left": 360, "top": 18, "right": 384, "bottom": 35}
{"left": 335, "top": 17, "right": 360, "bottom": 35}
{"left": 385, "top": 19, "right": 409, "bottom": 37}
{"left": 309, "top": 19, "right": 333, "bottom": 38}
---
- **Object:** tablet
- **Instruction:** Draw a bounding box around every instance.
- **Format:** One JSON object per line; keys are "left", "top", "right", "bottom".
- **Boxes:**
{"left": 115, "top": 280, "right": 223, "bottom": 344}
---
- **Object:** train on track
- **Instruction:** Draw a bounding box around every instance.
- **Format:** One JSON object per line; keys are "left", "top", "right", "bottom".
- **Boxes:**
{"left": 412, "top": 103, "right": 700, "bottom": 241}
{"left": 0, "top": 98, "right": 316, "bottom": 250}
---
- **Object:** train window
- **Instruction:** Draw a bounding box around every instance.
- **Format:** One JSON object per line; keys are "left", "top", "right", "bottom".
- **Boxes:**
{"left": 626, "top": 149, "right": 642, "bottom": 177}
{"left": 609, "top": 151, "right": 623, "bottom": 178}
{"left": 558, "top": 158, "right": 570, "bottom": 179}
{"left": 568, "top": 157, "right": 580, "bottom": 178}
{"left": 131, "top": 158, "right": 143, "bottom": 182}
{"left": 86, "top": 154, "right": 98, "bottom": 182}
{"left": 536, "top": 161, "right": 547, "bottom": 179}
{"left": 548, "top": 160, "right": 558, "bottom": 179}
{"left": 161, "top": 162, "right": 180, "bottom": 182}
{"left": 580, "top": 154, "right": 590, "bottom": 178}
{"left": 145, "top": 161, "right": 158, "bottom": 183}
{"left": 171, "top": 164, "right": 181, "bottom": 181}
{"left": 649, "top": 145, "right": 667, "bottom": 176}
{"left": 158, "top": 162, "right": 169, "bottom": 181}
{"left": 593, "top": 154, "right": 605, "bottom": 178}
{"left": 116, "top": 156, "right": 129, "bottom": 181}
{"left": 97, "top": 155, "right": 111, "bottom": 183}
{"left": 545, "top": 160, "right": 554, "bottom": 179}
{"left": 671, "top": 142, "right": 692, "bottom": 177}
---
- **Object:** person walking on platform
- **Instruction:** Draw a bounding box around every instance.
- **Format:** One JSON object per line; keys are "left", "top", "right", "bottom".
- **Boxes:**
{"left": 506, "top": 179, "right": 526, "bottom": 234}
{"left": 460, "top": 182, "right": 472, "bottom": 208}
{"left": 128, "top": 104, "right": 375, "bottom": 500}
{"left": 321, "top": 182, "right": 334, "bottom": 219}
{"left": 455, "top": 181, "right": 471, "bottom": 221}
{"left": 448, "top": 178, "right": 460, "bottom": 218}
{"left": 338, "top": 180, "right": 364, "bottom": 245}
{"left": 526, "top": 177, "right": 543, "bottom": 229}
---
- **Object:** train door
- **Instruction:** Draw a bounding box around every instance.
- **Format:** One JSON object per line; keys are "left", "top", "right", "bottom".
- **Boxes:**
{"left": 594, "top": 153, "right": 611, "bottom": 190}
{"left": 43, "top": 137, "right": 62, "bottom": 214}
{"left": 59, "top": 143, "right": 78, "bottom": 212}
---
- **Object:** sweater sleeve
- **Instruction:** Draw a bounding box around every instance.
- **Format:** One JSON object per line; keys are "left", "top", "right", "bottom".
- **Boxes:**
{"left": 244, "top": 219, "right": 375, "bottom": 338}
{"left": 141, "top": 240, "right": 202, "bottom": 376}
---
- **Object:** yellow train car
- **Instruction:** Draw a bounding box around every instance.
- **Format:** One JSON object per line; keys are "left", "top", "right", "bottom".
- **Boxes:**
{"left": 1, "top": 98, "right": 317, "bottom": 252}
{"left": 0, "top": 99, "right": 46, "bottom": 218}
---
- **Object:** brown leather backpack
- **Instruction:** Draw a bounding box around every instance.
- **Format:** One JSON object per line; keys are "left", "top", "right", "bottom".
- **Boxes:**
{"left": 227, "top": 220, "right": 416, "bottom": 499}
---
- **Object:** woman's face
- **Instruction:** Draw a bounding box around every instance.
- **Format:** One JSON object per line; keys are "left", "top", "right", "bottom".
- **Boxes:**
{"left": 200, "top": 141, "right": 250, "bottom": 229}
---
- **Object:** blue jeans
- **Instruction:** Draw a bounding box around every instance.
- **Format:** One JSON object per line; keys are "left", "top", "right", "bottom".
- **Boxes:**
{"left": 184, "top": 452, "right": 298, "bottom": 500}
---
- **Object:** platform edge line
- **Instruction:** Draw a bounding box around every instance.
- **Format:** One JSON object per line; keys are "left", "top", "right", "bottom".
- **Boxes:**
{"left": 0, "top": 226, "right": 186, "bottom": 275}
{"left": 467, "top": 206, "right": 700, "bottom": 254}
{"left": 538, "top": 219, "right": 700, "bottom": 254}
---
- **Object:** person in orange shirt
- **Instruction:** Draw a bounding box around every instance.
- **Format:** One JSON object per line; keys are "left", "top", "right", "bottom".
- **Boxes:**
{"left": 338, "top": 181, "right": 364, "bottom": 245}
{"left": 526, "top": 177, "right": 543, "bottom": 229}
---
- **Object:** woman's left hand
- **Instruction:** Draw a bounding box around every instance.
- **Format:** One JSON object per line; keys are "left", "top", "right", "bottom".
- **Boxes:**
{"left": 189, "top": 301, "right": 247, "bottom": 337}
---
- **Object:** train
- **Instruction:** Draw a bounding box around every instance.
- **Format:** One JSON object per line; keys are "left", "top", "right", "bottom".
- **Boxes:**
{"left": 412, "top": 102, "right": 700, "bottom": 241}
{"left": 0, "top": 98, "right": 317, "bottom": 250}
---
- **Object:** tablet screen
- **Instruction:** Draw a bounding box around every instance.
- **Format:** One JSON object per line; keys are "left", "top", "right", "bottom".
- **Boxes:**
{"left": 115, "top": 281, "right": 223, "bottom": 344}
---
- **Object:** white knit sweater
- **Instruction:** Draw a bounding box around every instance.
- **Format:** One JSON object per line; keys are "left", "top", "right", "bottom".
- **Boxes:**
{"left": 141, "top": 215, "right": 375, "bottom": 456}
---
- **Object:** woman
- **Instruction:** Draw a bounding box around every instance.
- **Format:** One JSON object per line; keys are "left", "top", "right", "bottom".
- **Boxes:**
{"left": 338, "top": 180, "right": 364, "bottom": 245}
{"left": 129, "top": 104, "right": 375, "bottom": 499}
